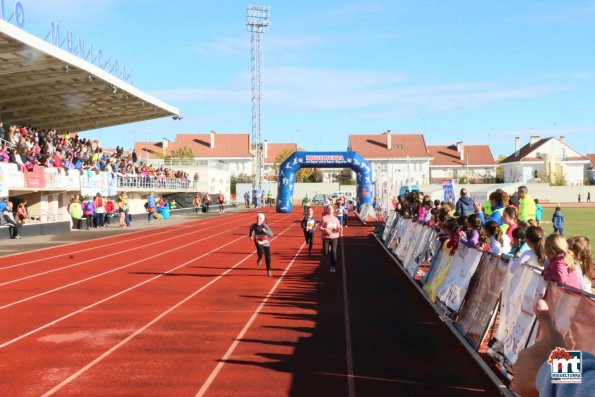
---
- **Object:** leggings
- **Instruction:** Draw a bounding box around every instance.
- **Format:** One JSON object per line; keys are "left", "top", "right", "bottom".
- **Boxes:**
{"left": 323, "top": 238, "right": 338, "bottom": 266}
{"left": 256, "top": 244, "right": 272, "bottom": 271}
{"left": 86, "top": 214, "right": 93, "bottom": 229}
{"left": 304, "top": 230, "right": 314, "bottom": 251}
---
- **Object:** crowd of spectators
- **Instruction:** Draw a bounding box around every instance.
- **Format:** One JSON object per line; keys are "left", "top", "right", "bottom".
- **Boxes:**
{"left": 0, "top": 123, "right": 193, "bottom": 185}
{"left": 393, "top": 185, "right": 593, "bottom": 294}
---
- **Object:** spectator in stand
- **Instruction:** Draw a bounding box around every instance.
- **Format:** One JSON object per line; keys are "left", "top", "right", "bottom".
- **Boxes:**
{"left": 518, "top": 186, "right": 536, "bottom": 223}
{"left": 566, "top": 236, "right": 593, "bottom": 293}
{"left": 2, "top": 202, "right": 22, "bottom": 239}
{"left": 552, "top": 206, "right": 565, "bottom": 236}
{"left": 456, "top": 188, "right": 475, "bottom": 216}
{"left": 543, "top": 234, "right": 581, "bottom": 289}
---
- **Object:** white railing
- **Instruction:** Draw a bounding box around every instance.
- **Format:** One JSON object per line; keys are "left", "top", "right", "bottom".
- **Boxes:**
{"left": 116, "top": 175, "right": 196, "bottom": 190}
{"left": 163, "top": 158, "right": 229, "bottom": 170}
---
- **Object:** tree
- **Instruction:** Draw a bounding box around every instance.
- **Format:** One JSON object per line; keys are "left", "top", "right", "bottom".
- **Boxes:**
{"left": 230, "top": 173, "right": 253, "bottom": 195}
{"left": 308, "top": 168, "right": 324, "bottom": 182}
{"left": 495, "top": 154, "right": 506, "bottom": 183}
{"left": 273, "top": 148, "right": 313, "bottom": 182}
{"left": 166, "top": 145, "right": 194, "bottom": 159}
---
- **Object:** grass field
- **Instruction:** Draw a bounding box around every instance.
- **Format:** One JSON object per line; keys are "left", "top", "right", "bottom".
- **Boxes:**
{"left": 540, "top": 208, "right": 595, "bottom": 245}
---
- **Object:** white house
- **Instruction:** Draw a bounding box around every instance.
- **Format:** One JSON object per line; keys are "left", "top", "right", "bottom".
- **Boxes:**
{"left": 500, "top": 136, "right": 590, "bottom": 185}
{"left": 428, "top": 141, "right": 496, "bottom": 183}
{"left": 348, "top": 132, "right": 433, "bottom": 193}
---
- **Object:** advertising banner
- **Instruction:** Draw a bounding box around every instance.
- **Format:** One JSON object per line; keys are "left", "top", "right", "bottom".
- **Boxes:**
{"left": 423, "top": 243, "right": 455, "bottom": 302}
{"left": 539, "top": 283, "right": 595, "bottom": 353}
{"left": 24, "top": 166, "right": 46, "bottom": 188}
{"left": 4, "top": 163, "right": 24, "bottom": 188}
{"left": 106, "top": 172, "right": 118, "bottom": 197}
{"left": 63, "top": 171, "right": 81, "bottom": 190}
{"left": 80, "top": 172, "right": 108, "bottom": 197}
{"left": 442, "top": 179, "right": 456, "bottom": 204}
{"left": 493, "top": 264, "right": 548, "bottom": 366}
{"left": 0, "top": 163, "right": 9, "bottom": 197}
{"left": 403, "top": 227, "right": 435, "bottom": 277}
{"left": 455, "top": 254, "right": 509, "bottom": 349}
{"left": 44, "top": 168, "right": 64, "bottom": 189}
{"left": 436, "top": 246, "right": 484, "bottom": 312}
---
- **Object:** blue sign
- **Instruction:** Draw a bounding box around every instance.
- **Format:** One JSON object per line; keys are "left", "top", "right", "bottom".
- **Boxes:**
{"left": 46, "top": 21, "right": 133, "bottom": 83}
{"left": 0, "top": 0, "right": 25, "bottom": 28}
{"left": 276, "top": 151, "right": 374, "bottom": 213}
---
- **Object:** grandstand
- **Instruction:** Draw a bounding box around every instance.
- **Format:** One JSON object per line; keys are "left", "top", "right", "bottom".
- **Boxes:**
{"left": 0, "top": 19, "right": 192, "bottom": 237}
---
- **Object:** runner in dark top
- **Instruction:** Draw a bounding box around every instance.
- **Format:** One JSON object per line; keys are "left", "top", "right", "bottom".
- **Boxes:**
{"left": 249, "top": 213, "right": 274, "bottom": 277}
{"left": 301, "top": 207, "right": 317, "bottom": 255}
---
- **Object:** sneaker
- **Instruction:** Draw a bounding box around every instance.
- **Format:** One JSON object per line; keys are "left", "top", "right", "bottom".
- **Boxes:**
{"left": 308, "top": 249, "right": 312, "bottom": 256}
{"left": 330, "top": 266, "right": 336, "bottom": 273}
{"left": 257, "top": 259, "right": 262, "bottom": 266}
{"left": 267, "top": 270, "right": 272, "bottom": 277}
{"left": 16, "top": 235, "right": 23, "bottom": 239}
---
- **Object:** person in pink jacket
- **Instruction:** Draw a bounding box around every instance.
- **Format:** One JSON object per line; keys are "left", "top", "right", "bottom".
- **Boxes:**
{"left": 319, "top": 204, "right": 343, "bottom": 273}
{"left": 543, "top": 234, "right": 580, "bottom": 289}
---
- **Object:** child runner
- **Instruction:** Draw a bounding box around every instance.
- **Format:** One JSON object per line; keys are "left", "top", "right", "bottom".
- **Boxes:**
{"left": 566, "top": 236, "right": 593, "bottom": 293}
{"left": 543, "top": 234, "right": 580, "bottom": 289}
{"left": 319, "top": 204, "right": 342, "bottom": 273}
{"left": 552, "top": 206, "right": 565, "bottom": 236}
{"left": 249, "top": 213, "right": 274, "bottom": 277}
{"left": 343, "top": 200, "right": 350, "bottom": 228}
{"left": 301, "top": 207, "right": 317, "bottom": 255}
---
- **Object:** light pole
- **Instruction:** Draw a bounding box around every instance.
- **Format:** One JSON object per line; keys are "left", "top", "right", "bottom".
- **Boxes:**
{"left": 246, "top": 4, "right": 270, "bottom": 194}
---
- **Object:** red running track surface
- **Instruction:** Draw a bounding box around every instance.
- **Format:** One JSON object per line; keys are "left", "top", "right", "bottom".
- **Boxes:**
{"left": 0, "top": 208, "right": 503, "bottom": 396}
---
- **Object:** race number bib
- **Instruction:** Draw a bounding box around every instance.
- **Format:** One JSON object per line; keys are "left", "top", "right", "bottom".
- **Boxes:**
{"left": 307, "top": 220, "right": 315, "bottom": 231}
{"left": 255, "top": 234, "right": 269, "bottom": 245}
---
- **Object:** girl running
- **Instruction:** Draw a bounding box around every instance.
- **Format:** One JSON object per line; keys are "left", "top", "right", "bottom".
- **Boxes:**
{"left": 301, "top": 207, "right": 317, "bottom": 255}
{"left": 249, "top": 213, "right": 274, "bottom": 277}
{"left": 319, "top": 204, "right": 342, "bottom": 273}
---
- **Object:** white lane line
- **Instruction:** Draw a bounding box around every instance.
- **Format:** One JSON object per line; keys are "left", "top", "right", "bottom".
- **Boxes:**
{"left": 0, "top": 211, "right": 238, "bottom": 268}
{"left": 40, "top": 217, "right": 297, "bottom": 397}
{"left": 195, "top": 242, "right": 305, "bottom": 397}
{"left": 0, "top": 225, "right": 239, "bottom": 310}
{"left": 0, "top": 224, "right": 190, "bottom": 271}
{"left": 0, "top": 213, "right": 293, "bottom": 349}
{"left": 0, "top": 214, "right": 251, "bottom": 287}
{"left": 340, "top": 235, "right": 356, "bottom": 397}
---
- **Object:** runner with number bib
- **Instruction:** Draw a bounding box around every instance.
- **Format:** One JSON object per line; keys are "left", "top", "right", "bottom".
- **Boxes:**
{"left": 249, "top": 213, "right": 274, "bottom": 277}
{"left": 319, "top": 204, "right": 342, "bottom": 272}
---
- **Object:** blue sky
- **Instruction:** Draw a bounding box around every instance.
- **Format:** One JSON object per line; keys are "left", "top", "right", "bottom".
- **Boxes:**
{"left": 15, "top": 0, "right": 595, "bottom": 157}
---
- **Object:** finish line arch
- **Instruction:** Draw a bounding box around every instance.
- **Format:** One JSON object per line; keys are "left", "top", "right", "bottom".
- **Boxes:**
{"left": 276, "top": 151, "right": 374, "bottom": 213}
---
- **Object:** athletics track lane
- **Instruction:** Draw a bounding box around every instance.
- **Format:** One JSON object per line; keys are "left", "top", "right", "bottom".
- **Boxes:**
{"left": 0, "top": 209, "right": 503, "bottom": 396}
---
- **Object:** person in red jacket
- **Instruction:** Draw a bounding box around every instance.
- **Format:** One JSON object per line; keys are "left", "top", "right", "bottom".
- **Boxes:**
{"left": 104, "top": 197, "right": 115, "bottom": 226}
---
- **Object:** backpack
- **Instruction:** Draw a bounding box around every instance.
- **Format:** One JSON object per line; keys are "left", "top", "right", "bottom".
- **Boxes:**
{"left": 85, "top": 201, "right": 93, "bottom": 211}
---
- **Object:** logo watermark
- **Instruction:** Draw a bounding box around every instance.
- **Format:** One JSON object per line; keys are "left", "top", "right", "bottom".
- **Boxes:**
{"left": 549, "top": 347, "right": 582, "bottom": 384}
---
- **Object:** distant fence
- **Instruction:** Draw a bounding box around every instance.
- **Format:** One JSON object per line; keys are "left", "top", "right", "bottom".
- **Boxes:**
{"left": 375, "top": 211, "right": 595, "bottom": 384}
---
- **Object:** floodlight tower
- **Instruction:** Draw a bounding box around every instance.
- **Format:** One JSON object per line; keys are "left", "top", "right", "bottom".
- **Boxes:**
{"left": 246, "top": 4, "right": 270, "bottom": 194}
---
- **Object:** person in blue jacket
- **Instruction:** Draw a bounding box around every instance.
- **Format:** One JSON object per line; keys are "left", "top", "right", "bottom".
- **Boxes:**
{"left": 157, "top": 198, "right": 171, "bottom": 219}
{"left": 552, "top": 206, "right": 565, "bottom": 236}
{"left": 456, "top": 188, "right": 475, "bottom": 216}
{"left": 485, "top": 190, "right": 506, "bottom": 225}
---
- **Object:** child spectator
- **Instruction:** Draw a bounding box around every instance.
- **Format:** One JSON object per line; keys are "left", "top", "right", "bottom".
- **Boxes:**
{"left": 473, "top": 201, "right": 485, "bottom": 225}
{"left": 567, "top": 236, "right": 593, "bottom": 293}
{"left": 509, "top": 226, "right": 546, "bottom": 271}
{"left": 485, "top": 190, "right": 506, "bottom": 225}
{"left": 543, "top": 234, "right": 580, "bottom": 289}
{"left": 502, "top": 206, "right": 518, "bottom": 240}
{"left": 534, "top": 199, "right": 543, "bottom": 226}
{"left": 552, "top": 206, "right": 565, "bottom": 236}
{"left": 484, "top": 221, "right": 505, "bottom": 255}
{"left": 459, "top": 213, "right": 485, "bottom": 249}
{"left": 82, "top": 195, "right": 95, "bottom": 229}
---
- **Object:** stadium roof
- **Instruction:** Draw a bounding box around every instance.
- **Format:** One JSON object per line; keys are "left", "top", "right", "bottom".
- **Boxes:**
{"left": 0, "top": 20, "right": 179, "bottom": 133}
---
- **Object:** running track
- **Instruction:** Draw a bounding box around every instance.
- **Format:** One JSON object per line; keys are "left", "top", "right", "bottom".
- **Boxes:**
{"left": 0, "top": 209, "right": 503, "bottom": 396}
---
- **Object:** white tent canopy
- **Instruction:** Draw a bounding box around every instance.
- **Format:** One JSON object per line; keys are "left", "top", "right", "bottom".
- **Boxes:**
{"left": 0, "top": 20, "right": 179, "bottom": 133}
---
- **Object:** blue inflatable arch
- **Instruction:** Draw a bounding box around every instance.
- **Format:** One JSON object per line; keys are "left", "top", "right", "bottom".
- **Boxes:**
{"left": 276, "top": 151, "right": 374, "bottom": 213}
